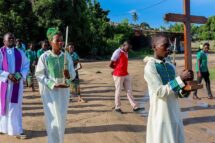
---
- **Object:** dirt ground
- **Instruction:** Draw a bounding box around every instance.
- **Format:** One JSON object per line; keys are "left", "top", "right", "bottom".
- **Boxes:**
{"left": 1, "top": 53, "right": 215, "bottom": 143}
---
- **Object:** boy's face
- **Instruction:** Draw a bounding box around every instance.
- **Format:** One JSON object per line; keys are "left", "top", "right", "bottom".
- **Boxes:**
{"left": 30, "top": 44, "right": 34, "bottom": 50}
{"left": 122, "top": 42, "right": 131, "bottom": 52}
{"left": 42, "top": 42, "right": 48, "bottom": 50}
{"left": 68, "top": 45, "right": 75, "bottom": 53}
{"left": 51, "top": 34, "right": 64, "bottom": 51}
{"left": 154, "top": 37, "right": 170, "bottom": 59}
{"left": 203, "top": 45, "right": 209, "bottom": 53}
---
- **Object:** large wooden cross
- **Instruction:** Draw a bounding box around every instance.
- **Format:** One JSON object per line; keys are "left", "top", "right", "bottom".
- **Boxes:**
{"left": 164, "top": 0, "right": 207, "bottom": 90}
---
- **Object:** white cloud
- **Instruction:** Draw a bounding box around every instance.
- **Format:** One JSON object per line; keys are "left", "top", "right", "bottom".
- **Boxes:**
{"left": 128, "top": 9, "right": 137, "bottom": 14}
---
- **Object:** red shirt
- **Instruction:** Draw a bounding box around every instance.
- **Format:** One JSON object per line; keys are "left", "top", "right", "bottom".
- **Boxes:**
{"left": 111, "top": 48, "right": 128, "bottom": 76}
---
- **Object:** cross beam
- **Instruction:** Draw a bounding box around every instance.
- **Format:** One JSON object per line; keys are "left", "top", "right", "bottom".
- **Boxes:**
{"left": 164, "top": 0, "right": 206, "bottom": 91}
{"left": 165, "top": 13, "right": 207, "bottom": 24}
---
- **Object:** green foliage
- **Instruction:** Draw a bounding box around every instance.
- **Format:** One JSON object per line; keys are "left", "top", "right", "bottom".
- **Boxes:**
{"left": 168, "top": 23, "right": 183, "bottom": 32}
{"left": 164, "top": 16, "right": 215, "bottom": 41}
{"left": 129, "top": 49, "right": 153, "bottom": 59}
{"left": 140, "top": 22, "right": 151, "bottom": 30}
{"left": 104, "top": 19, "right": 134, "bottom": 56}
{"left": 0, "top": 0, "right": 114, "bottom": 56}
{"left": 0, "top": 0, "right": 38, "bottom": 41}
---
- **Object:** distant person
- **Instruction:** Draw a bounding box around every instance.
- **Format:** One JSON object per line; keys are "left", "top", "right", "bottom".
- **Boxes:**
{"left": 37, "top": 40, "right": 48, "bottom": 58}
{"left": 193, "top": 43, "right": 213, "bottom": 100}
{"left": 109, "top": 40, "right": 144, "bottom": 114}
{"left": 0, "top": 33, "right": 29, "bottom": 139}
{"left": 25, "top": 43, "right": 37, "bottom": 91}
{"left": 144, "top": 34, "right": 193, "bottom": 143}
{"left": 15, "top": 39, "right": 26, "bottom": 51}
{"left": 66, "top": 42, "right": 86, "bottom": 103}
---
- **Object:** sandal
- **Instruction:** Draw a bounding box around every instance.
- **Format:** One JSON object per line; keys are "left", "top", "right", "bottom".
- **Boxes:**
{"left": 78, "top": 98, "right": 87, "bottom": 103}
{"left": 208, "top": 96, "right": 213, "bottom": 99}
{"left": 15, "top": 133, "right": 27, "bottom": 140}
{"left": 193, "top": 95, "right": 201, "bottom": 100}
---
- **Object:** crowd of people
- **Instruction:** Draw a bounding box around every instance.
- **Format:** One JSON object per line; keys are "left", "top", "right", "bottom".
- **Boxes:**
{"left": 0, "top": 28, "right": 86, "bottom": 142}
{"left": 0, "top": 29, "right": 214, "bottom": 143}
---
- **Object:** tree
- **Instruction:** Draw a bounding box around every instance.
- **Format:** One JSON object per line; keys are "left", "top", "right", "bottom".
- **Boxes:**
{"left": 0, "top": 0, "right": 38, "bottom": 42}
{"left": 168, "top": 23, "right": 183, "bottom": 32}
{"left": 132, "top": 12, "right": 138, "bottom": 24}
{"left": 140, "top": 22, "right": 151, "bottom": 30}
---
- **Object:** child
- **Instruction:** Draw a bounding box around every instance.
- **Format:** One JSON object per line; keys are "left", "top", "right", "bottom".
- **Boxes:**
{"left": 66, "top": 43, "right": 86, "bottom": 103}
{"left": 193, "top": 42, "right": 213, "bottom": 99}
{"left": 144, "top": 34, "right": 193, "bottom": 143}
{"left": 37, "top": 40, "right": 49, "bottom": 59}
{"left": 25, "top": 43, "right": 37, "bottom": 91}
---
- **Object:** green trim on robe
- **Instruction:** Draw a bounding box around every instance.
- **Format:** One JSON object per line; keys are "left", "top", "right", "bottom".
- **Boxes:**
{"left": 46, "top": 53, "right": 65, "bottom": 78}
{"left": 155, "top": 62, "right": 181, "bottom": 93}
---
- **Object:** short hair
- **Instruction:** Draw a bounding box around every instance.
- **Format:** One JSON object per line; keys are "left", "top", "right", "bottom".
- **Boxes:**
{"left": 121, "top": 39, "right": 132, "bottom": 46}
{"left": 151, "top": 34, "right": 168, "bottom": 49}
{"left": 203, "top": 42, "right": 210, "bottom": 47}
{"left": 67, "top": 42, "right": 74, "bottom": 46}
{"left": 28, "top": 42, "right": 34, "bottom": 46}
{"left": 41, "top": 40, "right": 48, "bottom": 46}
{"left": 3, "top": 33, "right": 15, "bottom": 41}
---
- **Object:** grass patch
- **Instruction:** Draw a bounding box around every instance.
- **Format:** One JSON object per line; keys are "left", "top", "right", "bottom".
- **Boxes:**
{"left": 90, "top": 49, "right": 153, "bottom": 61}
{"left": 209, "top": 68, "right": 215, "bottom": 80}
{"left": 129, "top": 49, "right": 153, "bottom": 59}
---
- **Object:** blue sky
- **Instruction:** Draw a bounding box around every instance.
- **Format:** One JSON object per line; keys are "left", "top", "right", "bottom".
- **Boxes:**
{"left": 97, "top": 0, "right": 215, "bottom": 28}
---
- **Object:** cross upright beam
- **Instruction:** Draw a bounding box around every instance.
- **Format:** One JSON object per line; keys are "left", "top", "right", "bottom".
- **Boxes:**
{"left": 183, "top": 0, "right": 192, "bottom": 70}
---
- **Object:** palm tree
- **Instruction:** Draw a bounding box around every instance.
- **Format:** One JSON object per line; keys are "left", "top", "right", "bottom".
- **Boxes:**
{"left": 132, "top": 12, "right": 138, "bottom": 24}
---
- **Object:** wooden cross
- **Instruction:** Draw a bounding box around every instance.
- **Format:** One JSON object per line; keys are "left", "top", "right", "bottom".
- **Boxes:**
{"left": 164, "top": 0, "right": 207, "bottom": 90}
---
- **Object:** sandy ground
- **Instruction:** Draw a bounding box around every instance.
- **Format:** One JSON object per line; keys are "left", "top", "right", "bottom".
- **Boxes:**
{"left": 1, "top": 53, "right": 215, "bottom": 143}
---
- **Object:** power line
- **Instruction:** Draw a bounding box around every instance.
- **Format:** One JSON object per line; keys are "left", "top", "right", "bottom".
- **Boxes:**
{"left": 111, "top": 0, "right": 168, "bottom": 17}
{"left": 136, "top": 0, "right": 167, "bottom": 11}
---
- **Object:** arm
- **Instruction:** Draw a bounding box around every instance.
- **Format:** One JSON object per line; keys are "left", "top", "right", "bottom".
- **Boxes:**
{"left": 109, "top": 49, "right": 120, "bottom": 69}
{"left": 196, "top": 52, "right": 202, "bottom": 76}
{"left": 75, "top": 53, "right": 82, "bottom": 70}
{"left": 67, "top": 54, "right": 76, "bottom": 80}
{"left": 109, "top": 61, "right": 115, "bottom": 69}
{"left": 35, "top": 54, "right": 56, "bottom": 90}
{"left": 144, "top": 61, "right": 185, "bottom": 98}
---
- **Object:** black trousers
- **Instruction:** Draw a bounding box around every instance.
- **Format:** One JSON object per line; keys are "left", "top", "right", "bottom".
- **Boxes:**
{"left": 193, "top": 71, "right": 212, "bottom": 97}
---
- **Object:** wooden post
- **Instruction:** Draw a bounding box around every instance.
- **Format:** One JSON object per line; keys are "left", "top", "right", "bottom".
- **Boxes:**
{"left": 183, "top": 0, "right": 192, "bottom": 70}
{"left": 164, "top": 0, "right": 207, "bottom": 91}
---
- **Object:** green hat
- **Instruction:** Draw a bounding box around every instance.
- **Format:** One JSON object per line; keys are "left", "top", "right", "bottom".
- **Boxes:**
{"left": 46, "top": 27, "right": 61, "bottom": 41}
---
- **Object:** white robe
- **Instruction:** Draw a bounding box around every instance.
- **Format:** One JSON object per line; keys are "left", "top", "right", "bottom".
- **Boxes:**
{"left": 0, "top": 47, "right": 29, "bottom": 136}
{"left": 144, "top": 58, "right": 185, "bottom": 143}
{"left": 35, "top": 50, "right": 76, "bottom": 143}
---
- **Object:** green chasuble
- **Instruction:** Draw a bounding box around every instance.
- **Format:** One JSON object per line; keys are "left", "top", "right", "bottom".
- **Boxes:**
{"left": 46, "top": 53, "right": 65, "bottom": 78}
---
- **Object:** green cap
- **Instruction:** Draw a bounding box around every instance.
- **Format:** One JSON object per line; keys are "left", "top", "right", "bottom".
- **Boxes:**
{"left": 46, "top": 27, "right": 60, "bottom": 41}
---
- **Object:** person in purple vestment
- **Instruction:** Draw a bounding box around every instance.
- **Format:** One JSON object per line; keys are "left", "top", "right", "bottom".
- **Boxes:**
{"left": 0, "top": 33, "right": 29, "bottom": 139}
